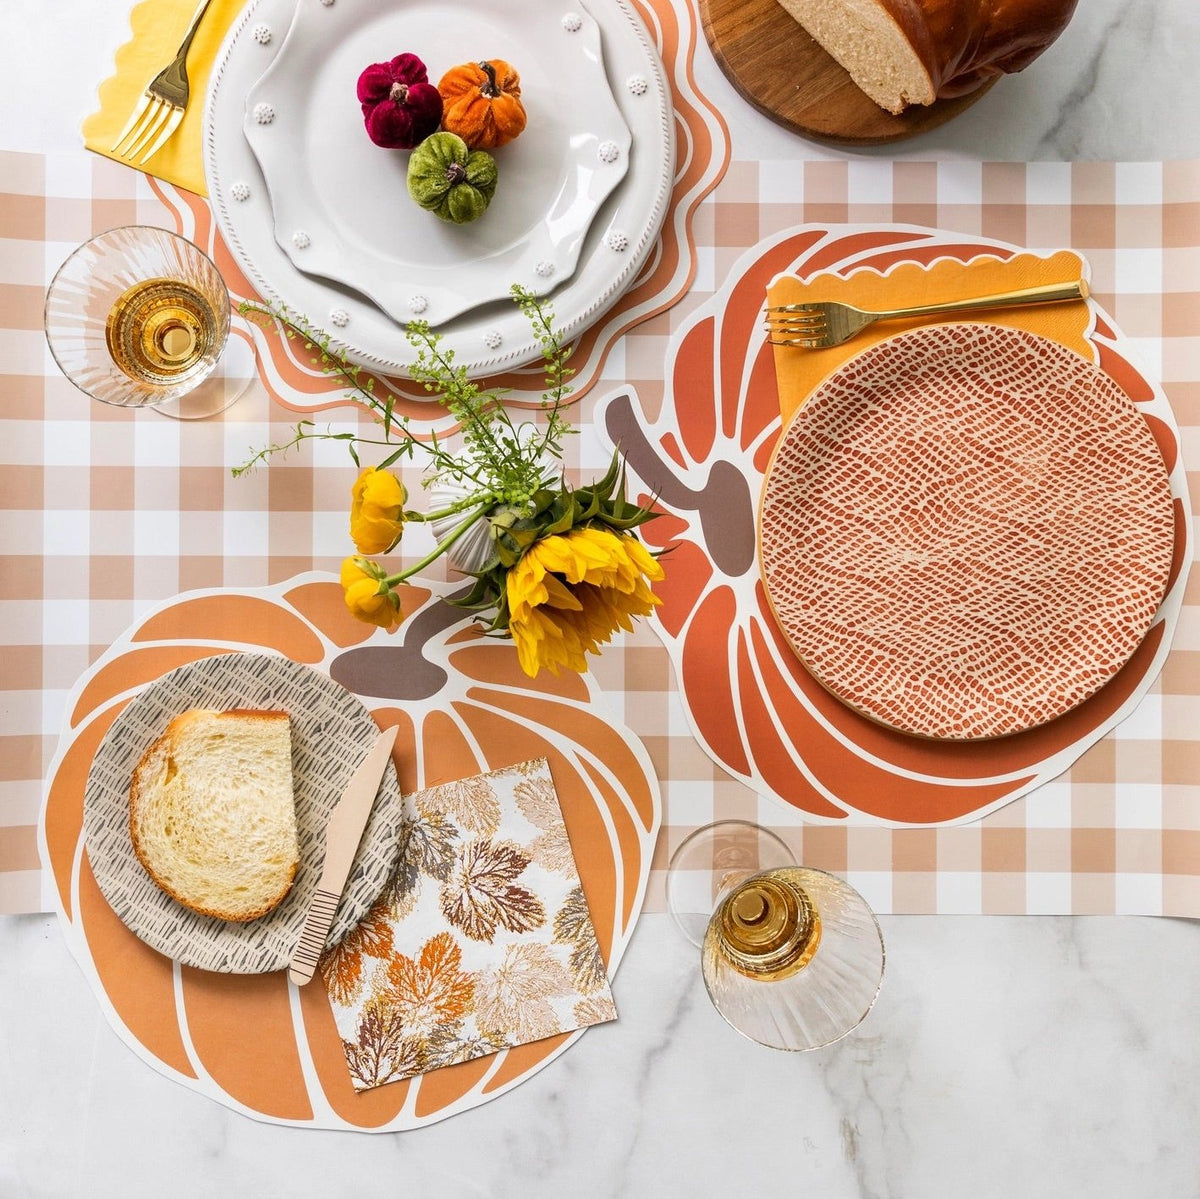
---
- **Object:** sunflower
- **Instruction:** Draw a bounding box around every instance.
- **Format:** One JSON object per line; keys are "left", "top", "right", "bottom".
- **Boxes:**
{"left": 350, "top": 467, "right": 407, "bottom": 555}
{"left": 506, "top": 525, "right": 664, "bottom": 677}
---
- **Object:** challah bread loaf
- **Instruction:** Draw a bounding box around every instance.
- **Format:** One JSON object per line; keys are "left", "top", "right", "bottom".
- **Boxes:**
{"left": 130, "top": 709, "right": 300, "bottom": 922}
{"left": 775, "top": 0, "right": 1079, "bottom": 114}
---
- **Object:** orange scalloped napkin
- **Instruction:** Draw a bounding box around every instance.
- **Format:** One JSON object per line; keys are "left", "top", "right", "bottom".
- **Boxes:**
{"left": 320, "top": 758, "right": 617, "bottom": 1092}
{"left": 82, "top": 0, "right": 248, "bottom": 196}
{"left": 769, "top": 250, "right": 1092, "bottom": 422}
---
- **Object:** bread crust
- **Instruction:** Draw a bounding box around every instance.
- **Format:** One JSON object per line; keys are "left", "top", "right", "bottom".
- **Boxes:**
{"left": 129, "top": 709, "right": 298, "bottom": 923}
{"left": 877, "top": 0, "right": 1080, "bottom": 100}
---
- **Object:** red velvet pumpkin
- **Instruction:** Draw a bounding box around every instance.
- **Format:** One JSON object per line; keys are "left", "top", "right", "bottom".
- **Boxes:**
{"left": 357, "top": 53, "right": 443, "bottom": 150}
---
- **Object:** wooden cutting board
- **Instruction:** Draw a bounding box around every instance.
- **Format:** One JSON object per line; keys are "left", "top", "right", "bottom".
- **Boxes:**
{"left": 699, "top": 0, "right": 995, "bottom": 145}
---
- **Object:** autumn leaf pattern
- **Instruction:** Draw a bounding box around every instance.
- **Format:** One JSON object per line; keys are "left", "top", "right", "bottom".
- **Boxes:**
{"left": 320, "top": 902, "right": 397, "bottom": 1007}
{"left": 475, "top": 943, "right": 575, "bottom": 1044}
{"left": 417, "top": 775, "right": 501, "bottom": 838}
{"left": 439, "top": 838, "right": 546, "bottom": 942}
{"left": 515, "top": 773, "right": 576, "bottom": 875}
{"left": 344, "top": 994, "right": 422, "bottom": 1088}
{"left": 405, "top": 811, "right": 460, "bottom": 883}
{"left": 324, "top": 759, "right": 617, "bottom": 1091}
{"left": 422, "top": 1021, "right": 508, "bottom": 1071}
{"left": 379, "top": 930, "right": 475, "bottom": 1032}
{"left": 553, "top": 885, "right": 609, "bottom": 994}
{"left": 573, "top": 995, "right": 618, "bottom": 1027}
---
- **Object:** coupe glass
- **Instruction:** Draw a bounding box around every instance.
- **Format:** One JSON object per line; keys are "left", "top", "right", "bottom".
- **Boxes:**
{"left": 44, "top": 225, "right": 254, "bottom": 419}
{"left": 668, "top": 821, "right": 884, "bottom": 1051}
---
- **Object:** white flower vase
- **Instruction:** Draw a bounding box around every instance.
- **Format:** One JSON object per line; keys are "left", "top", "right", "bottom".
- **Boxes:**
{"left": 428, "top": 431, "right": 558, "bottom": 575}
{"left": 427, "top": 482, "right": 497, "bottom": 575}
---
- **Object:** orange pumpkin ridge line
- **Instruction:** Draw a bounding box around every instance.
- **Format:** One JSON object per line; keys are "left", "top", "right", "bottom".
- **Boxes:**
{"left": 797, "top": 229, "right": 935, "bottom": 277}
{"left": 575, "top": 756, "right": 641, "bottom": 930}
{"left": 46, "top": 702, "right": 126, "bottom": 916}
{"left": 179, "top": 967, "right": 315, "bottom": 1123}
{"left": 747, "top": 616, "right": 1039, "bottom": 809}
{"left": 451, "top": 688, "right": 655, "bottom": 837}
{"left": 733, "top": 627, "right": 849, "bottom": 820}
{"left": 74, "top": 860, "right": 198, "bottom": 1082}
{"left": 719, "top": 240, "right": 814, "bottom": 440}
{"left": 677, "top": 586, "right": 753, "bottom": 775}
{"left": 463, "top": 687, "right": 657, "bottom": 901}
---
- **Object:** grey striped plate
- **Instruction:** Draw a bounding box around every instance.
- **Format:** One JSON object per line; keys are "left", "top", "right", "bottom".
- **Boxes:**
{"left": 83, "top": 652, "right": 405, "bottom": 973}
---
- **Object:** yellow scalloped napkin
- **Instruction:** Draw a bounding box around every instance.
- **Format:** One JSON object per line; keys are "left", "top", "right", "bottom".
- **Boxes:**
{"left": 82, "top": 0, "right": 248, "bottom": 195}
{"left": 319, "top": 758, "right": 617, "bottom": 1092}
{"left": 769, "top": 250, "right": 1092, "bottom": 422}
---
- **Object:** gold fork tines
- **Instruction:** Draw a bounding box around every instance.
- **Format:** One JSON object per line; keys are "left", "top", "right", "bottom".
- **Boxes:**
{"left": 110, "top": 0, "right": 215, "bottom": 164}
{"left": 764, "top": 279, "right": 1090, "bottom": 350}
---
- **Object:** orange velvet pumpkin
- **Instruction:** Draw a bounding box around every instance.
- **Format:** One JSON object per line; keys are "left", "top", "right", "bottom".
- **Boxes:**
{"left": 438, "top": 60, "right": 527, "bottom": 149}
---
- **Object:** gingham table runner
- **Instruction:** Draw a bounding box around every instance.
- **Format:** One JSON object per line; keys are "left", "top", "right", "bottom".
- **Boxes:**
{"left": 4, "top": 151, "right": 1198, "bottom": 917}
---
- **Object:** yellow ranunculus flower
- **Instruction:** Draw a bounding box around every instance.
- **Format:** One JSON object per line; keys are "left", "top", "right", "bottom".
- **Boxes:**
{"left": 340, "top": 556, "right": 402, "bottom": 631}
{"left": 506, "top": 525, "right": 664, "bottom": 677}
{"left": 350, "top": 467, "right": 407, "bottom": 555}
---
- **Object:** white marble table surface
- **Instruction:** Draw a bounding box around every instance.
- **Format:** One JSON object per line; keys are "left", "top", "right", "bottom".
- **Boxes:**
{"left": 3, "top": 2, "right": 1200, "bottom": 1196}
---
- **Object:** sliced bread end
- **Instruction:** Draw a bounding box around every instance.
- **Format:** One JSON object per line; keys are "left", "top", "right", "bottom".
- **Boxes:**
{"left": 129, "top": 708, "right": 300, "bottom": 922}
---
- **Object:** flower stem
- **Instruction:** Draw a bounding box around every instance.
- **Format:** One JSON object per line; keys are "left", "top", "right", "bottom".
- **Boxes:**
{"left": 405, "top": 492, "right": 496, "bottom": 523}
{"left": 383, "top": 502, "right": 493, "bottom": 583}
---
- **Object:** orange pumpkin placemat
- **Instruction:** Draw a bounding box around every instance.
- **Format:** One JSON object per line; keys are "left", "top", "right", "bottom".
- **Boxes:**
{"left": 597, "top": 225, "right": 1190, "bottom": 830}
{"left": 40, "top": 576, "right": 659, "bottom": 1130}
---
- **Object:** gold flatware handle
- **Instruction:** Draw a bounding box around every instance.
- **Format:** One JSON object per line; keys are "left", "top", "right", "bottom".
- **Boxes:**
{"left": 765, "top": 279, "right": 1091, "bottom": 349}
{"left": 858, "top": 279, "right": 1089, "bottom": 321}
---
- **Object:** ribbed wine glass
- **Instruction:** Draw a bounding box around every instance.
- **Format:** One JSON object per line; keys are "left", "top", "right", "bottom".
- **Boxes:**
{"left": 668, "top": 822, "right": 884, "bottom": 1051}
{"left": 44, "top": 226, "right": 253, "bottom": 419}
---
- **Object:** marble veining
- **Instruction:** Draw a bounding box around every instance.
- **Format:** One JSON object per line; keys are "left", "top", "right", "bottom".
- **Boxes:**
{"left": 5, "top": 915, "right": 1199, "bottom": 1197}
{"left": 2, "top": 0, "right": 1200, "bottom": 1194}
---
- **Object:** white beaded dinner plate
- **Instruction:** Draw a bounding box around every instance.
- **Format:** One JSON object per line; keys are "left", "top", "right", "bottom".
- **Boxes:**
{"left": 205, "top": 0, "right": 674, "bottom": 377}
{"left": 83, "top": 652, "right": 405, "bottom": 973}
{"left": 244, "top": 0, "right": 631, "bottom": 326}
{"left": 758, "top": 323, "right": 1177, "bottom": 742}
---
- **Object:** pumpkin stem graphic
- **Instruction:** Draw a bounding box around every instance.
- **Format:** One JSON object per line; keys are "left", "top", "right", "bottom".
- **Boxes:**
{"left": 445, "top": 161, "right": 468, "bottom": 186}
{"left": 603, "top": 391, "right": 755, "bottom": 578}
{"left": 330, "top": 588, "right": 472, "bottom": 701}
{"left": 389, "top": 81, "right": 410, "bottom": 105}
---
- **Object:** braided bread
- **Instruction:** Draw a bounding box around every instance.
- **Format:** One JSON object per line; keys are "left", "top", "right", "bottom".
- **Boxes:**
{"left": 775, "top": 0, "right": 1079, "bottom": 113}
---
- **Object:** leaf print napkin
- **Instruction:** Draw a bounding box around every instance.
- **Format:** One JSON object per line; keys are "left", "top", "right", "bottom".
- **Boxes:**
{"left": 319, "top": 758, "right": 618, "bottom": 1091}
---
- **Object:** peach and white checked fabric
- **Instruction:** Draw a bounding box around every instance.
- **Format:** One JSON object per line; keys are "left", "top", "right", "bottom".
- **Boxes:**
{"left": 5, "top": 151, "right": 1199, "bottom": 917}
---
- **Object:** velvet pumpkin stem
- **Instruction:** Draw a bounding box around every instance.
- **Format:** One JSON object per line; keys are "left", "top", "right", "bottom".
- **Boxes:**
{"left": 477, "top": 61, "right": 500, "bottom": 97}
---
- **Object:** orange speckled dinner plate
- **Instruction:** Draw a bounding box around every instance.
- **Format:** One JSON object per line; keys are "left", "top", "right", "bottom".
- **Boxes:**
{"left": 758, "top": 322, "right": 1177, "bottom": 741}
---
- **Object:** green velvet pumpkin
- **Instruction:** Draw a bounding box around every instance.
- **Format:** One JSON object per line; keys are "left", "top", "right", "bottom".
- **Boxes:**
{"left": 406, "top": 131, "right": 498, "bottom": 224}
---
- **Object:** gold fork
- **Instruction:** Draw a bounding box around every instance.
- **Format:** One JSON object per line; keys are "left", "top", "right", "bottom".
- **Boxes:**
{"left": 764, "top": 279, "right": 1090, "bottom": 349}
{"left": 110, "top": 0, "right": 216, "bottom": 164}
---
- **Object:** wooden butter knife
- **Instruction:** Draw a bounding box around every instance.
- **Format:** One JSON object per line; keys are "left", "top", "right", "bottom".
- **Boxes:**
{"left": 287, "top": 725, "right": 399, "bottom": 986}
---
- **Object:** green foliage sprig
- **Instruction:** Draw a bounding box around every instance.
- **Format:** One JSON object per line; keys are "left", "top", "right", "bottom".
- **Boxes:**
{"left": 232, "top": 284, "right": 658, "bottom": 633}
{"left": 234, "top": 285, "right": 575, "bottom": 510}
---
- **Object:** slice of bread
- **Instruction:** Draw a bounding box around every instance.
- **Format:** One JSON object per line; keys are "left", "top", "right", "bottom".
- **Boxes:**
{"left": 775, "top": 0, "right": 935, "bottom": 113}
{"left": 130, "top": 708, "right": 300, "bottom": 922}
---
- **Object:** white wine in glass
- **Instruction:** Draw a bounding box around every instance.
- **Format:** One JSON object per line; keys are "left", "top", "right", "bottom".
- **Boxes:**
{"left": 668, "top": 822, "right": 884, "bottom": 1051}
{"left": 105, "top": 277, "right": 221, "bottom": 386}
{"left": 45, "top": 226, "right": 252, "bottom": 419}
